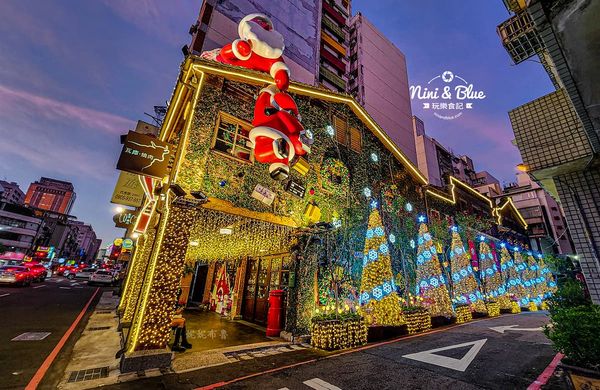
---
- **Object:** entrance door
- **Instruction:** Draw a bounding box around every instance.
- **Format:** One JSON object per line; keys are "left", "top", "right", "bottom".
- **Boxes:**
{"left": 242, "top": 253, "right": 290, "bottom": 324}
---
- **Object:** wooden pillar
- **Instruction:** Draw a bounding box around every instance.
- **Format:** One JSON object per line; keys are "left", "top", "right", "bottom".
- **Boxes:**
{"left": 231, "top": 257, "right": 248, "bottom": 319}
{"left": 203, "top": 262, "right": 217, "bottom": 304}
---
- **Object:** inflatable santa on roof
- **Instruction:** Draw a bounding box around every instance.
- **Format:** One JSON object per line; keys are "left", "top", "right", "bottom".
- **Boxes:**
{"left": 203, "top": 13, "right": 313, "bottom": 180}
{"left": 214, "top": 13, "right": 290, "bottom": 91}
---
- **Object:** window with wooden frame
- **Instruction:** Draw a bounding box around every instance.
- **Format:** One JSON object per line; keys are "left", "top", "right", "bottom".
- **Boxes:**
{"left": 332, "top": 114, "right": 362, "bottom": 152}
{"left": 212, "top": 111, "right": 253, "bottom": 163}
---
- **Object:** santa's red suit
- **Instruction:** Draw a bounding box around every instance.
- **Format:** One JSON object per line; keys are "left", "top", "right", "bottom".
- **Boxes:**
{"left": 216, "top": 14, "right": 290, "bottom": 90}
{"left": 249, "top": 85, "right": 312, "bottom": 180}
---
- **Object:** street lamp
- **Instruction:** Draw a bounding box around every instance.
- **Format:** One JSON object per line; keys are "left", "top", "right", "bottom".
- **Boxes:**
{"left": 131, "top": 232, "right": 140, "bottom": 239}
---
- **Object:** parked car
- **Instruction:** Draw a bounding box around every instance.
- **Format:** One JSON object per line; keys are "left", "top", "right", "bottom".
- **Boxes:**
{"left": 68, "top": 267, "right": 96, "bottom": 280}
{"left": 0, "top": 265, "right": 33, "bottom": 286}
{"left": 23, "top": 263, "right": 47, "bottom": 282}
{"left": 88, "top": 270, "right": 116, "bottom": 286}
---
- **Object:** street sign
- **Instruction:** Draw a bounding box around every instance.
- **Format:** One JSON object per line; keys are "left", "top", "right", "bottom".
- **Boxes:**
{"left": 113, "top": 211, "right": 137, "bottom": 229}
{"left": 116, "top": 131, "right": 173, "bottom": 179}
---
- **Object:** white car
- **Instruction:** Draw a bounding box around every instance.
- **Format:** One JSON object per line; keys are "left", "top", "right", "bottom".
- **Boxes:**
{"left": 68, "top": 267, "right": 96, "bottom": 280}
{"left": 88, "top": 270, "right": 115, "bottom": 286}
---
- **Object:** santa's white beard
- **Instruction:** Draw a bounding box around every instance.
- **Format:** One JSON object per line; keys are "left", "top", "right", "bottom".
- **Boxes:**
{"left": 240, "top": 21, "right": 284, "bottom": 59}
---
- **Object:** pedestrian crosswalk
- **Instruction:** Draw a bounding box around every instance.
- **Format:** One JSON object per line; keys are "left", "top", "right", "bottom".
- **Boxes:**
{"left": 224, "top": 343, "right": 309, "bottom": 363}
{"left": 278, "top": 377, "right": 342, "bottom": 390}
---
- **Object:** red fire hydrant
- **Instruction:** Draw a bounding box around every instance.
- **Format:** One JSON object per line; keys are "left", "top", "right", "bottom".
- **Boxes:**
{"left": 266, "top": 289, "right": 285, "bottom": 337}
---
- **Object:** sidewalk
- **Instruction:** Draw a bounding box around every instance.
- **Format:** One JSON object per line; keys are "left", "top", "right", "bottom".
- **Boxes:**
{"left": 56, "top": 291, "right": 121, "bottom": 389}
{"left": 55, "top": 295, "right": 303, "bottom": 388}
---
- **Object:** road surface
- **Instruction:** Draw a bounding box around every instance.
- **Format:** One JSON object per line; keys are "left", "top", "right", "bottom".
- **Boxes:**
{"left": 0, "top": 276, "right": 102, "bottom": 389}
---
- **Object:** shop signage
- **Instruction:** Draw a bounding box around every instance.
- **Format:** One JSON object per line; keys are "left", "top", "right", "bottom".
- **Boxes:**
{"left": 116, "top": 131, "right": 173, "bottom": 179}
{"left": 111, "top": 171, "right": 145, "bottom": 207}
{"left": 285, "top": 179, "right": 306, "bottom": 198}
{"left": 113, "top": 211, "right": 137, "bottom": 229}
{"left": 113, "top": 238, "right": 124, "bottom": 247}
{"left": 251, "top": 184, "right": 276, "bottom": 206}
{"left": 122, "top": 238, "right": 134, "bottom": 250}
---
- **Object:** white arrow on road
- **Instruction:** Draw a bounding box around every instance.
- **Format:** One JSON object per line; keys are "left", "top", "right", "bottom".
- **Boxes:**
{"left": 489, "top": 325, "right": 543, "bottom": 334}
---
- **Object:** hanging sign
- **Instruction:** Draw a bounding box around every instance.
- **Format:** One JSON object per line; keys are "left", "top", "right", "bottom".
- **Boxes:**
{"left": 251, "top": 184, "right": 276, "bottom": 206}
{"left": 285, "top": 179, "right": 306, "bottom": 198}
{"left": 113, "top": 238, "right": 124, "bottom": 247}
{"left": 113, "top": 211, "right": 137, "bottom": 229}
{"left": 111, "top": 171, "right": 145, "bottom": 207}
{"left": 122, "top": 239, "right": 134, "bottom": 250}
{"left": 116, "top": 131, "right": 173, "bottom": 179}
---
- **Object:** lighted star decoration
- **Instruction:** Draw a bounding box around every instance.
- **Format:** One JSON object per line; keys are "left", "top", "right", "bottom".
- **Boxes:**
{"left": 370, "top": 199, "right": 378, "bottom": 209}
{"left": 326, "top": 125, "right": 335, "bottom": 136}
{"left": 405, "top": 203, "right": 413, "bottom": 212}
{"left": 479, "top": 235, "right": 486, "bottom": 242}
{"left": 451, "top": 225, "right": 458, "bottom": 232}
{"left": 417, "top": 215, "right": 426, "bottom": 223}
{"left": 500, "top": 242, "right": 506, "bottom": 248}
{"left": 363, "top": 187, "right": 372, "bottom": 198}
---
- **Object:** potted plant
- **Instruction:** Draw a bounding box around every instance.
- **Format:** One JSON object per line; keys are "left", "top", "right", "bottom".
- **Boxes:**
{"left": 310, "top": 311, "right": 367, "bottom": 351}
{"left": 400, "top": 294, "right": 431, "bottom": 334}
{"left": 544, "top": 280, "right": 600, "bottom": 389}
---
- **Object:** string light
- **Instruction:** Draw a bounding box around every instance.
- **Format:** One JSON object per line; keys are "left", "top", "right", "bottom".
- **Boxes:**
{"left": 310, "top": 316, "right": 367, "bottom": 350}
{"left": 414, "top": 222, "right": 453, "bottom": 317}
{"left": 358, "top": 206, "right": 404, "bottom": 326}
{"left": 449, "top": 231, "right": 486, "bottom": 314}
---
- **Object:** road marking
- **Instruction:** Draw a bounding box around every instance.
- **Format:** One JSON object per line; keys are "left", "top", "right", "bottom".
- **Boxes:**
{"left": 0, "top": 293, "right": 10, "bottom": 298}
{"left": 303, "top": 377, "right": 341, "bottom": 390}
{"left": 60, "top": 287, "right": 71, "bottom": 290}
{"left": 25, "top": 287, "right": 99, "bottom": 390}
{"left": 12, "top": 332, "right": 51, "bottom": 341}
{"left": 489, "top": 325, "right": 543, "bottom": 333}
{"left": 33, "top": 285, "right": 46, "bottom": 289}
{"left": 402, "top": 339, "right": 487, "bottom": 372}
{"left": 528, "top": 352, "right": 564, "bottom": 390}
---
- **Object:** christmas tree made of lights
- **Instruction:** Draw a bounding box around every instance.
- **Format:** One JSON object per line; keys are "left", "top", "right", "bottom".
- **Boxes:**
{"left": 512, "top": 248, "right": 531, "bottom": 306}
{"left": 449, "top": 230, "right": 486, "bottom": 312}
{"left": 499, "top": 245, "right": 524, "bottom": 308}
{"left": 523, "top": 252, "right": 542, "bottom": 306}
{"left": 478, "top": 239, "right": 508, "bottom": 306}
{"left": 415, "top": 220, "right": 453, "bottom": 317}
{"left": 535, "top": 255, "right": 558, "bottom": 300}
{"left": 358, "top": 202, "right": 404, "bottom": 326}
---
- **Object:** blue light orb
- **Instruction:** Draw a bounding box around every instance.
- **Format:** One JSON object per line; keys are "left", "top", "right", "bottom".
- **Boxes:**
{"left": 370, "top": 152, "right": 379, "bottom": 162}
{"left": 363, "top": 187, "right": 372, "bottom": 197}
{"left": 405, "top": 203, "right": 413, "bottom": 212}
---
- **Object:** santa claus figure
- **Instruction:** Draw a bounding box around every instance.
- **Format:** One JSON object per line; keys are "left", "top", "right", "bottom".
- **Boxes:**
{"left": 249, "top": 85, "right": 313, "bottom": 180}
{"left": 215, "top": 14, "right": 290, "bottom": 90}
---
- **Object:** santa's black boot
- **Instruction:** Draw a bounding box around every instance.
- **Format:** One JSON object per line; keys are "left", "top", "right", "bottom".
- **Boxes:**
{"left": 181, "top": 327, "right": 192, "bottom": 349}
{"left": 172, "top": 328, "right": 186, "bottom": 352}
{"left": 269, "top": 163, "right": 289, "bottom": 181}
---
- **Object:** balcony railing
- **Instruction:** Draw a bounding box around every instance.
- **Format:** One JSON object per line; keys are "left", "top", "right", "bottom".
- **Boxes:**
{"left": 322, "top": 15, "right": 345, "bottom": 42}
{"left": 497, "top": 11, "right": 544, "bottom": 64}
{"left": 319, "top": 65, "right": 346, "bottom": 91}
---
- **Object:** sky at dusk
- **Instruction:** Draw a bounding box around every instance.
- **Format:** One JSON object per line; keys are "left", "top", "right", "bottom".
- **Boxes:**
{"left": 0, "top": 1, "right": 554, "bottom": 247}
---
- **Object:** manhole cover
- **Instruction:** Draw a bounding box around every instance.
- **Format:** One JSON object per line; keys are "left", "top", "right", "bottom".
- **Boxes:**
{"left": 67, "top": 367, "right": 109, "bottom": 383}
{"left": 12, "top": 332, "right": 51, "bottom": 341}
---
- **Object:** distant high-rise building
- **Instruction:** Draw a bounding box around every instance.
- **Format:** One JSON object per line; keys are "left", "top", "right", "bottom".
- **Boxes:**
{"left": 502, "top": 172, "right": 574, "bottom": 255}
{"left": 0, "top": 181, "right": 25, "bottom": 205}
{"left": 348, "top": 13, "right": 416, "bottom": 163}
{"left": 24, "top": 177, "right": 76, "bottom": 214}
{"left": 68, "top": 220, "right": 100, "bottom": 262}
{"left": 0, "top": 202, "right": 41, "bottom": 255}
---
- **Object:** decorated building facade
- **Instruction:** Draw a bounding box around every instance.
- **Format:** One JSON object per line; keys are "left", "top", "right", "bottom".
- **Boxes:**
{"left": 116, "top": 28, "right": 533, "bottom": 371}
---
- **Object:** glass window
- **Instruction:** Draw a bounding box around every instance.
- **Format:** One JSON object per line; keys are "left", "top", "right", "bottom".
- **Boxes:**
{"left": 213, "top": 112, "right": 253, "bottom": 162}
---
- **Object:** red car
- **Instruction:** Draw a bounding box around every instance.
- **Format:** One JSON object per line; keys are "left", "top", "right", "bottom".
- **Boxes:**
{"left": 23, "top": 263, "right": 47, "bottom": 282}
{"left": 0, "top": 265, "right": 33, "bottom": 286}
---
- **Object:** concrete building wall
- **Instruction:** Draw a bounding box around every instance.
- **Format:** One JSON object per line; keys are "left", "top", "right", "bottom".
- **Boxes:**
{"left": 554, "top": 169, "right": 600, "bottom": 303}
{"left": 349, "top": 13, "right": 417, "bottom": 164}
{"left": 190, "top": 0, "right": 320, "bottom": 86}
{"left": 0, "top": 181, "right": 25, "bottom": 205}
{"left": 0, "top": 205, "right": 40, "bottom": 252}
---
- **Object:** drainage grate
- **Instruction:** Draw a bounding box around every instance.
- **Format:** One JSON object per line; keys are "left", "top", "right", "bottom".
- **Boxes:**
{"left": 88, "top": 326, "right": 111, "bottom": 331}
{"left": 67, "top": 367, "right": 109, "bottom": 383}
{"left": 12, "top": 332, "right": 51, "bottom": 341}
